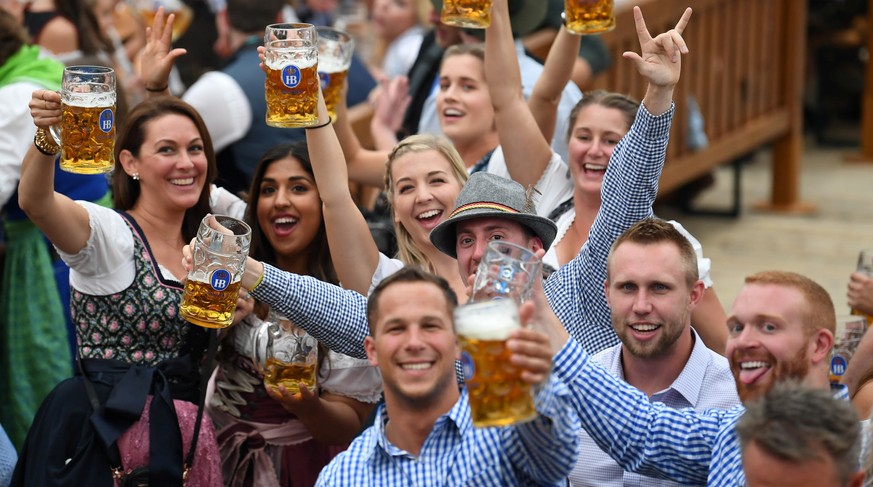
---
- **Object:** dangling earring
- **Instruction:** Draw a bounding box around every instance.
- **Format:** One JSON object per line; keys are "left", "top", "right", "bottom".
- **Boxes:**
{"left": 131, "top": 172, "right": 140, "bottom": 181}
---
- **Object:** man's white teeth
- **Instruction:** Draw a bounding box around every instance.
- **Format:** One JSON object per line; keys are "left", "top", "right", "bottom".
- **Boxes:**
{"left": 402, "top": 363, "right": 432, "bottom": 370}
{"left": 631, "top": 324, "right": 658, "bottom": 332}
{"left": 417, "top": 209, "right": 440, "bottom": 219}
{"left": 583, "top": 163, "right": 607, "bottom": 171}
{"left": 274, "top": 217, "right": 298, "bottom": 224}
{"left": 444, "top": 108, "right": 463, "bottom": 116}
{"left": 170, "top": 178, "right": 194, "bottom": 185}
{"left": 740, "top": 361, "right": 770, "bottom": 370}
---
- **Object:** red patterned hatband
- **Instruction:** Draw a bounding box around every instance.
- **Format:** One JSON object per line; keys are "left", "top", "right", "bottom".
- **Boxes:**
{"left": 449, "top": 202, "right": 519, "bottom": 218}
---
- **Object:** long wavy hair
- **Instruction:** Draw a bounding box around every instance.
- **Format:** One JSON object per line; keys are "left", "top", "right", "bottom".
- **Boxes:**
{"left": 243, "top": 141, "right": 338, "bottom": 285}
{"left": 111, "top": 96, "right": 217, "bottom": 242}
{"left": 384, "top": 134, "right": 467, "bottom": 271}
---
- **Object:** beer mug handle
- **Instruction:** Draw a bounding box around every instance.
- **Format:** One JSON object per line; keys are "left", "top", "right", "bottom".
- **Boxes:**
{"left": 48, "top": 123, "right": 62, "bottom": 146}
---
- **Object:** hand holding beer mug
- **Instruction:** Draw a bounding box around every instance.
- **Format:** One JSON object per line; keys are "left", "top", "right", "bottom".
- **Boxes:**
{"left": 440, "top": 0, "right": 494, "bottom": 29}
{"left": 49, "top": 66, "right": 116, "bottom": 174}
{"left": 265, "top": 23, "right": 319, "bottom": 128}
{"left": 252, "top": 310, "right": 319, "bottom": 395}
{"left": 830, "top": 315, "right": 868, "bottom": 385}
{"left": 472, "top": 241, "right": 542, "bottom": 303}
{"left": 455, "top": 299, "right": 537, "bottom": 427}
{"left": 180, "top": 215, "right": 252, "bottom": 328}
{"left": 316, "top": 27, "right": 355, "bottom": 122}
{"left": 851, "top": 249, "right": 873, "bottom": 327}
{"left": 564, "top": 0, "right": 616, "bottom": 35}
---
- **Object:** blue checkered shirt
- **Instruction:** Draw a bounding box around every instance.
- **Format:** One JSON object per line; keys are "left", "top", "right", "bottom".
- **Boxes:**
{"left": 544, "top": 103, "right": 674, "bottom": 355}
{"left": 553, "top": 336, "right": 850, "bottom": 487}
{"left": 315, "top": 378, "right": 581, "bottom": 486}
{"left": 251, "top": 104, "right": 674, "bottom": 361}
{"left": 569, "top": 328, "right": 740, "bottom": 487}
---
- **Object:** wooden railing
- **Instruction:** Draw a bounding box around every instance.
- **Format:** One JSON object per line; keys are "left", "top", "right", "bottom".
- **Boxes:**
{"left": 578, "top": 0, "right": 809, "bottom": 210}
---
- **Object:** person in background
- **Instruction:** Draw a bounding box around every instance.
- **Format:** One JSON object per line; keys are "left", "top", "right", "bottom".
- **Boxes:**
{"left": 315, "top": 266, "right": 581, "bottom": 486}
{"left": 22, "top": 0, "right": 112, "bottom": 62}
{"left": 737, "top": 381, "right": 864, "bottom": 487}
{"left": 568, "top": 218, "right": 739, "bottom": 486}
{"left": 209, "top": 142, "right": 381, "bottom": 487}
{"left": 369, "top": 0, "right": 428, "bottom": 81}
{"left": 0, "top": 7, "right": 108, "bottom": 449}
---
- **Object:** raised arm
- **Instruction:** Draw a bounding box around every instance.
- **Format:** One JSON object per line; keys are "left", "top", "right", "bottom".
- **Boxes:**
{"left": 306, "top": 87, "right": 383, "bottom": 295}
{"left": 137, "top": 7, "right": 186, "bottom": 96}
{"left": 17, "top": 90, "right": 91, "bottom": 255}
{"left": 485, "top": 0, "right": 552, "bottom": 188}
{"left": 528, "top": 26, "right": 581, "bottom": 145}
{"left": 332, "top": 84, "right": 393, "bottom": 188}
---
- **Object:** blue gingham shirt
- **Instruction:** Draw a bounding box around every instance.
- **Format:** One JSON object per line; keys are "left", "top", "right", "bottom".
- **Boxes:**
{"left": 553, "top": 335, "right": 850, "bottom": 487}
{"left": 568, "top": 328, "right": 740, "bottom": 487}
{"left": 250, "top": 104, "right": 673, "bottom": 359}
{"left": 315, "top": 378, "right": 582, "bottom": 486}
{"left": 544, "top": 103, "right": 673, "bottom": 355}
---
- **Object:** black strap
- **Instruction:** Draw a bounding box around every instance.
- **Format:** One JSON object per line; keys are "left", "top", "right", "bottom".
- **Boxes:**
{"left": 78, "top": 328, "right": 219, "bottom": 483}
{"left": 547, "top": 196, "right": 575, "bottom": 222}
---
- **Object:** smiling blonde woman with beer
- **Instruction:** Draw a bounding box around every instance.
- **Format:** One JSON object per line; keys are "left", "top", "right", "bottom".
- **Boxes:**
{"left": 11, "top": 95, "right": 234, "bottom": 485}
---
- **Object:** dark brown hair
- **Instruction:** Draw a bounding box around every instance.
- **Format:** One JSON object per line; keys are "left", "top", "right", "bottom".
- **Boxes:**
{"left": 111, "top": 96, "right": 216, "bottom": 242}
{"left": 566, "top": 90, "right": 639, "bottom": 142}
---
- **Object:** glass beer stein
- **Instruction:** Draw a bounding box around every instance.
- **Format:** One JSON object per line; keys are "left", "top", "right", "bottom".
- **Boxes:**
{"left": 440, "top": 0, "right": 494, "bottom": 29}
{"left": 852, "top": 249, "right": 873, "bottom": 327}
{"left": 471, "top": 241, "right": 542, "bottom": 303}
{"left": 264, "top": 23, "right": 319, "bottom": 128}
{"left": 455, "top": 299, "right": 536, "bottom": 428}
{"left": 564, "top": 0, "right": 616, "bottom": 35}
{"left": 252, "top": 310, "right": 319, "bottom": 395}
{"left": 129, "top": 0, "right": 193, "bottom": 40}
{"left": 49, "top": 66, "right": 116, "bottom": 174}
{"left": 316, "top": 27, "right": 355, "bottom": 122}
{"left": 180, "top": 215, "right": 251, "bottom": 328}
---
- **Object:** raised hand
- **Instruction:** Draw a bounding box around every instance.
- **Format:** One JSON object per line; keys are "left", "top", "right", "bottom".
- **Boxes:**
{"left": 138, "top": 7, "right": 187, "bottom": 92}
{"left": 622, "top": 6, "right": 692, "bottom": 90}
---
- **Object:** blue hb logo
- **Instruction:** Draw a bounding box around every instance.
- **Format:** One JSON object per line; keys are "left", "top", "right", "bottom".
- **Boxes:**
{"left": 461, "top": 352, "right": 475, "bottom": 382}
{"left": 99, "top": 109, "right": 114, "bottom": 133}
{"left": 282, "top": 65, "right": 301, "bottom": 88}
{"left": 831, "top": 355, "right": 847, "bottom": 377}
{"left": 210, "top": 269, "right": 231, "bottom": 291}
{"left": 318, "top": 72, "right": 330, "bottom": 90}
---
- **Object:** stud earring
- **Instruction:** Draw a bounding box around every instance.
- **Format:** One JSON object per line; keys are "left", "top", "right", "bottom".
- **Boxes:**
{"left": 132, "top": 172, "right": 140, "bottom": 181}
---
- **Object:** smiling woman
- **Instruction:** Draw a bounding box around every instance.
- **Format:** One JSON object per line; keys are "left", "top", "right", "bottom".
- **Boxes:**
{"left": 11, "top": 95, "right": 241, "bottom": 485}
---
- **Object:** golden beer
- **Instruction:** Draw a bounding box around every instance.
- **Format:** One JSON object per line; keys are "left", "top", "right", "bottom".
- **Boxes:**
{"left": 565, "top": 0, "right": 616, "bottom": 35}
{"left": 440, "top": 0, "right": 493, "bottom": 29}
{"left": 137, "top": 5, "right": 193, "bottom": 40}
{"left": 455, "top": 299, "right": 535, "bottom": 428}
{"left": 180, "top": 278, "right": 241, "bottom": 328}
{"left": 851, "top": 308, "right": 873, "bottom": 328}
{"left": 265, "top": 59, "right": 319, "bottom": 128}
{"left": 460, "top": 336, "right": 536, "bottom": 427}
{"left": 263, "top": 357, "right": 318, "bottom": 394}
{"left": 318, "top": 67, "right": 348, "bottom": 122}
{"left": 58, "top": 100, "right": 116, "bottom": 174}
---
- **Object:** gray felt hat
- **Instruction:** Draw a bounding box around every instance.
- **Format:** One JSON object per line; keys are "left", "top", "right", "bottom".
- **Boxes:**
{"left": 429, "top": 172, "right": 558, "bottom": 258}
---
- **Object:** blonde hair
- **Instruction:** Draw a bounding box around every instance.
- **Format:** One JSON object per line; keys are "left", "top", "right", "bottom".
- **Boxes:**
{"left": 385, "top": 134, "right": 468, "bottom": 271}
{"left": 371, "top": 0, "right": 432, "bottom": 69}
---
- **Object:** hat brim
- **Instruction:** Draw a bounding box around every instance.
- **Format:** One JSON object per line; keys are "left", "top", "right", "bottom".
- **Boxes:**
{"left": 428, "top": 0, "right": 547, "bottom": 37}
{"left": 429, "top": 207, "right": 558, "bottom": 259}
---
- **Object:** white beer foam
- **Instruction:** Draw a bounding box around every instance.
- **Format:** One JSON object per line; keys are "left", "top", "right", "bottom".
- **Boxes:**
{"left": 317, "top": 57, "right": 348, "bottom": 73}
{"left": 455, "top": 299, "right": 520, "bottom": 340}
{"left": 265, "top": 53, "right": 317, "bottom": 70}
{"left": 65, "top": 89, "right": 116, "bottom": 107}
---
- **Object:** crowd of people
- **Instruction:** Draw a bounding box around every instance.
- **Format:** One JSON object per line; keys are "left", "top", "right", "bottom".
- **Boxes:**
{"left": 1, "top": 0, "right": 873, "bottom": 486}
